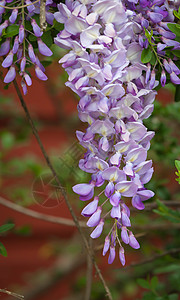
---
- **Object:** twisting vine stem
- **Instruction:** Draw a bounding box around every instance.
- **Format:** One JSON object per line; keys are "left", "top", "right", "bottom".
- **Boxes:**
{"left": 40, "top": 0, "right": 47, "bottom": 30}
{"left": 0, "top": 0, "right": 40, "bottom": 10}
{"left": 13, "top": 79, "right": 113, "bottom": 300}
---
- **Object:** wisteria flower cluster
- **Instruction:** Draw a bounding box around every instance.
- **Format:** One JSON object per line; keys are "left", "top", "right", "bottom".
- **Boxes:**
{"left": 124, "top": 0, "right": 180, "bottom": 86}
{"left": 54, "top": 0, "right": 180, "bottom": 265}
{"left": 0, "top": 0, "right": 55, "bottom": 94}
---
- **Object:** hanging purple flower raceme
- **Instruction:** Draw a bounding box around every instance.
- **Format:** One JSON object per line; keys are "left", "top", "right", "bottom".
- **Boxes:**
{"left": 123, "top": 0, "right": 180, "bottom": 85}
{"left": 54, "top": 0, "right": 162, "bottom": 266}
{"left": 0, "top": 0, "right": 55, "bottom": 94}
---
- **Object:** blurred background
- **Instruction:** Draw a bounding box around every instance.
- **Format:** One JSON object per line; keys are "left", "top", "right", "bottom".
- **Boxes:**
{"left": 0, "top": 46, "right": 180, "bottom": 300}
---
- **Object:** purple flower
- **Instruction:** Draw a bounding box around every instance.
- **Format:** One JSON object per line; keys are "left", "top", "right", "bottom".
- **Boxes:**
{"left": 55, "top": 0, "right": 161, "bottom": 265}
{"left": 80, "top": 24, "right": 101, "bottom": 48}
{"left": 121, "top": 227, "right": 129, "bottom": 244}
{"left": 121, "top": 210, "right": 131, "bottom": 227}
{"left": 90, "top": 219, "right": 104, "bottom": 238}
{"left": 132, "top": 195, "right": 145, "bottom": 210}
{"left": 19, "top": 25, "right": 25, "bottom": 43}
{"left": 170, "top": 72, "right": 180, "bottom": 85}
{"left": 147, "top": 11, "right": 164, "bottom": 23}
{"left": 17, "top": 45, "right": 23, "bottom": 60}
{"left": 21, "top": 80, "right": 27, "bottom": 95}
{"left": 111, "top": 205, "right": 121, "bottom": 219}
{"left": 129, "top": 232, "right": 140, "bottom": 249}
{"left": 24, "top": 73, "right": 32, "bottom": 86}
{"left": 26, "top": 0, "right": 35, "bottom": 13}
{"left": 105, "top": 182, "right": 115, "bottom": 198}
{"left": 35, "top": 65, "right": 48, "bottom": 81}
{"left": 12, "top": 36, "right": 19, "bottom": 54}
{"left": 37, "top": 38, "right": 53, "bottom": 56}
{"left": 149, "top": 70, "right": 156, "bottom": 89}
{"left": 2, "top": 50, "right": 13, "bottom": 68}
{"left": 119, "top": 247, "right": 126, "bottom": 266}
{"left": 163, "top": 59, "right": 171, "bottom": 74}
{"left": 73, "top": 183, "right": 94, "bottom": 198}
{"left": 168, "top": 59, "right": 180, "bottom": 75}
{"left": 0, "top": 0, "right": 5, "bottom": 15}
{"left": 110, "top": 192, "right": 121, "bottom": 206}
{"left": 4, "top": 65, "right": 16, "bottom": 83}
{"left": 0, "top": 39, "right": 10, "bottom": 56}
{"left": 103, "top": 236, "right": 110, "bottom": 256}
{"left": 0, "top": 20, "right": 8, "bottom": 36}
{"left": 108, "top": 246, "right": 116, "bottom": 264}
{"left": 81, "top": 197, "right": 99, "bottom": 217}
{"left": 9, "top": 9, "right": 18, "bottom": 24}
{"left": 115, "top": 181, "right": 138, "bottom": 197}
{"left": 102, "top": 167, "right": 126, "bottom": 183}
{"left": 87, "top": 207, "right": 102, "bottom": 227}
{"left": 20, "top": 57, "right": 26, "bottom": 72}
{"left": 28, "top": 44, "right": 36, "bottom": 63}
{"left": 31, "top": 19, "right": 43, "bottom": 37}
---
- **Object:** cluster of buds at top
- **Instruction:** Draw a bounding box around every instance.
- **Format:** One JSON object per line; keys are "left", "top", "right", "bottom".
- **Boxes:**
{"left": 124, "top": 0, "right": 180, "bottom": 86}
{"left": 0, "top": 0, "right": 55, "bottom": 94}
{"left": 53, "top": 0, "right": 166, "bottom": 265}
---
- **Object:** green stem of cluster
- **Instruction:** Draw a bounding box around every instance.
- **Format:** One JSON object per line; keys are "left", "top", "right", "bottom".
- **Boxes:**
{"left": 21, "top": 0, "right": 25, "bottom": 57}
{"left": 151, "top": 45, "right": 163, "bottom": 68}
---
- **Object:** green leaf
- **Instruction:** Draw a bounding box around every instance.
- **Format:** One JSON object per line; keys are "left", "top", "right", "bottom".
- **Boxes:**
{"left": 168, "top": 294, "right": 178, "bottom": 300}
{"left": 41, "top": 31, "right": 53, "bottom": 48}
{"left": 137, "top": 278, "right": 150, "bottom": 289}
{"left": 15, "top": 225, "right": 32, "bottom": 236}
{"left": 1, "top": 132, "right": 15, "bottom": 150}
{"left": 172, "top": 50, "right": 180, "bottom": 58}
{"left": 155, "top": 264, "right": 180, "bottom": 274}
{"left": 173, "top": 10, "right": 180, "bottom": 20}
{"left": 0, "top": 242, "right": 7, "bottom": 257}
{"left": 156, "top": 199, "right": 169, "bottom": 213}
{"left": 142, "top": 292, "right": 157, "bottom": 300}
{"left": 5, "top": 25, "right": 19, "bottom": 37}
{"left": 175, "top": 160, "right": 180, "bottom": 171}
{"left": 141, "top": 48, "right": 152, "bottom": 63}
{"left": 150, "top": 52, "right": 156, "bottom": 65}
{"left": 175, "top": 85, "right": 180, "bottom": 102}
{"left": 29, "top": 34, "right": 37, "bottom": 42}
{"left": 150, "top": 276, "right": 158, "bottom": 290}
{"left": 167, "top": 23, "right": 180, "bottom": 37}
{"left": 53, "top": 19, "right": 64, "bottom": 32}
{"left": 144, "top": 28, "right": 153, "bottom": 41}
{"left": 0, "top": 223, "right": 15, "bottom": 234}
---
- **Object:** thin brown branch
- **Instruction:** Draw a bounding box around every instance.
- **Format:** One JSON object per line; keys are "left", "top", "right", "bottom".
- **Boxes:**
{"left": 13, "top": 80, "right": 113, "bottom": 300}
{"left": 85, "top": 238, "right": 93, "bottom": 300}
{"left": 124, "top": 247, "right": 180, "bottom": 270}
{"left": 0, "top": 289, "right": 24, "bottom": 300}
{"left": 1, "top": 195, "right": 180, "bottom": 232}
{"left": 140, "top": 201, "right": 180, "bottom": 212}
{"left": 133, "top": 223, "right": 180, "bottom": 231}
{"left": 0, "top": 195, "right": 86, "bottom": 227}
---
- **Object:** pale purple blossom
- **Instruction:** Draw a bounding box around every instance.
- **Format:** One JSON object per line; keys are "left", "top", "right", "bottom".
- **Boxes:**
{"left": 0, "top": 39, "right": 10, "bottom": 56}
{"left": 4, "top": 65, "right": 16, "bottom": 83}
{"left": 9, "top": 9, "right": 18, "bottom": 23}
{"left": 54, "top": 0, "right": 178, "bottom": 266}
